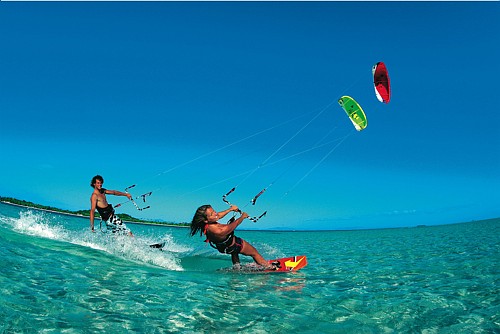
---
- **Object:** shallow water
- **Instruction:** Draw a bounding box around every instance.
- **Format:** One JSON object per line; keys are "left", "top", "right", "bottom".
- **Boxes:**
{"left": 0, "top": 202, "right": 498, "bottom": 333}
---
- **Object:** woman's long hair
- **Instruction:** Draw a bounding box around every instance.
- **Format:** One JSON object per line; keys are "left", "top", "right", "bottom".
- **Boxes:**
{"left": 190, "top": 205, "right": 211, "bottom": 237}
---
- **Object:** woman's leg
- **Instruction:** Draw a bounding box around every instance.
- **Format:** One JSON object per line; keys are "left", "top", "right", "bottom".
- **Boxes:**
{"left": 231, "top": 252, "right": 240, "bottom": 265}
{"left": 240, "top": 239, "right": 268, "bottom": 267}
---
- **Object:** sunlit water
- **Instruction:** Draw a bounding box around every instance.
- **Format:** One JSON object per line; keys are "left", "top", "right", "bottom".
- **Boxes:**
{"left": 0, "top": 202, "right": 498, "bottom": 333}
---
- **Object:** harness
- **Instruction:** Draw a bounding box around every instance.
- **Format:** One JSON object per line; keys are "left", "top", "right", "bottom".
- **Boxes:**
{"left": 203, "top": 223, "right": 239, "bottom": 254}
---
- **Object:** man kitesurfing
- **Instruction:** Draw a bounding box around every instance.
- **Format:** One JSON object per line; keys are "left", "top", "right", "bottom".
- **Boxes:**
{"left": 90, "top": 175, "right": 134, "bottom": 236}
{"left": 190, "top": 204, "right": 277, "bottom": 270}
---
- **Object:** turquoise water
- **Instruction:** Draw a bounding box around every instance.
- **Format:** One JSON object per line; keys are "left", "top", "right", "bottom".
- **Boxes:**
{"left": 0, "top": 202, "right": 498, "bottom": 333}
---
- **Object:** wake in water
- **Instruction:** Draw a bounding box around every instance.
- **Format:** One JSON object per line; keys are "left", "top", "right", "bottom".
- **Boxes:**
{"left": 0, "top": 210, "right": 188, "bottom": 271}
{"left": 217, "top": 263, "right": 274, "bottom": 274}
{"left": 0, "top": 207, "right": 284, "bottom": 274}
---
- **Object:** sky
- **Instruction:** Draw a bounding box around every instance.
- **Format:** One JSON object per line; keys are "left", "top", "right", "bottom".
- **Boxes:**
{"left": 1, "top": 2, "right": 499, "bottom": 230}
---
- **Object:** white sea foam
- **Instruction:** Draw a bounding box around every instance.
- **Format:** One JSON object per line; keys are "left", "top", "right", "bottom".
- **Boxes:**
{"left": 6, "top": 209, "right": 185, "bottom": 271}
{"left": 12, "top": 210, "right": 69, "bottom": 240}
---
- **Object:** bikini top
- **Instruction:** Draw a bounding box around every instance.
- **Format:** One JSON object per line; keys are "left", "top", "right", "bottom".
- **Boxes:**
{"left": 203, "top": 223, "right": 234, "bottom": 246}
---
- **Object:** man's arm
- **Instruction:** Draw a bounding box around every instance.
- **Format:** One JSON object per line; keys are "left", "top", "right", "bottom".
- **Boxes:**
{"left": 105, "top": 189, "right": 132, "bottom": 199}
{"left": 90, "top": 194, "right": 96, "bottom": 231}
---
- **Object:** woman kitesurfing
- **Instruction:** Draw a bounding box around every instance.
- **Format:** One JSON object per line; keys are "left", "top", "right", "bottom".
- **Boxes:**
{"left": 190, "top": 204, "right": 278, "bottom": 270}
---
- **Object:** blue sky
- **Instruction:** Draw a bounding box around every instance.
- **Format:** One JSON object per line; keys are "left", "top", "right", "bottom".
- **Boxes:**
{"left": 1, "top": 2, "right": 499, "bottom": 230}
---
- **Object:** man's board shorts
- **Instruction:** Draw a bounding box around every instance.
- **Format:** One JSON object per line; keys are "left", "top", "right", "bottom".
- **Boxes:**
{"left": 105, "top": 214, "right": 131, "bottom": 235}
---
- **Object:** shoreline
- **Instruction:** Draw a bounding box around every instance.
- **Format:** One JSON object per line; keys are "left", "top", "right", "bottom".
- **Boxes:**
{"left": 2, "top": 199, "right": 497, "bottom": 232}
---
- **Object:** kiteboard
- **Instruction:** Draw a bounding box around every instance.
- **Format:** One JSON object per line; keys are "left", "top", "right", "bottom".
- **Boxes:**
{"left": 221, "top": 255, "right": 307, "bottom": 273}
{"left": 338, "top": 96, "right": 367, "bottom": 131}
{"left": 149, "top": 241, "right": 166, "bottom": 249}
{"left": 372, "top": 62, "right": 391, "bottom": 103}
{"left": 266, "top": 255, "right": 307, "bottom": 272}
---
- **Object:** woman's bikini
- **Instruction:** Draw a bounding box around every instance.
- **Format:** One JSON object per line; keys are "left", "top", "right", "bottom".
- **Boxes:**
{"left": 203, "top": 224, "right": 243, "bottom": 254}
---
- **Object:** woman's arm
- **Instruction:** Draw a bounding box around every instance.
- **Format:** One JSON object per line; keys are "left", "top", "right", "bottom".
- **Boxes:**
{"left": 217, "top": 205, "right": 239, "bottom": 219}
{"left": 210, "top": 212, "right": 249, "bottom": 237}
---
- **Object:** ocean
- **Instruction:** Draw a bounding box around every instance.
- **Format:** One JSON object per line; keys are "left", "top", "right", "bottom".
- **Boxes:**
{"left": 0, "top": 202, "right": 498, "bottom": 333}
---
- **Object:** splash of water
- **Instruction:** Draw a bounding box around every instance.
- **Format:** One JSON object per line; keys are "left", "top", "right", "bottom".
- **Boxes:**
{"left": 5, "top": 210, "right": 186, "bottom": 271}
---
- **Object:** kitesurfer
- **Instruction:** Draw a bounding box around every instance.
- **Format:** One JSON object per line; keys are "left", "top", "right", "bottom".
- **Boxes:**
{"left": 190, "top": 204, "right": 276, "bottom": 270}
{"left": 90, "top": 175, "right": 134, "bottom": 236}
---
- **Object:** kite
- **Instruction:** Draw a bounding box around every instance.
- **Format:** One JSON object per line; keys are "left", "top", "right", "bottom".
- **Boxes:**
{"left": 372, "top": 62, "right": 391, "bottom": 103}
{"left": 338, "top": 96, "right": 367, "bottom": 131}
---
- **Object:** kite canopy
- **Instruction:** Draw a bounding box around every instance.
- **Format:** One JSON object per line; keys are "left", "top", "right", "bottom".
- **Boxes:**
{"left": 372, "top": 62, "right": 391, "bottom": 103}
{"left": 338, "top": 96, "right": 367, "bottom": 131}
